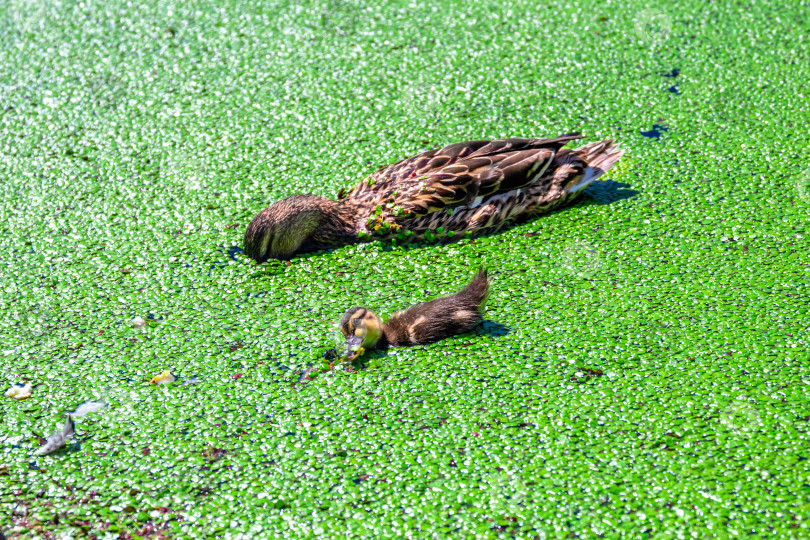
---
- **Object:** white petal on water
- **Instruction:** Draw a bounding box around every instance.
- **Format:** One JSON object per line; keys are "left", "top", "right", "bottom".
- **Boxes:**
{"left": 70, "top": 400, "right": 107, "bottom": 417}
{"left": 4, "top": 382, "right": 32, "bottom": 400}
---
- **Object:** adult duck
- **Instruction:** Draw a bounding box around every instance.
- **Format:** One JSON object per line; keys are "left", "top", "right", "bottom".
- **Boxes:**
{"left": 243, "top": 134, "right": 622, "bottom": 262}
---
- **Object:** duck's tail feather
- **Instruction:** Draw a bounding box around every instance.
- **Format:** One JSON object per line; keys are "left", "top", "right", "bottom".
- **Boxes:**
{"left": 556, "top": 139, "right": 624, "bottom": 197}
{"left": 575, "top": 139, "right": 624, "bottom": 184}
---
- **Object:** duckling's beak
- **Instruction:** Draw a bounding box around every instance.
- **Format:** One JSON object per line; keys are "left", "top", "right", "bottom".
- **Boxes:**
{"left": 344, "top": 335, "right": 366, "bottom": 362}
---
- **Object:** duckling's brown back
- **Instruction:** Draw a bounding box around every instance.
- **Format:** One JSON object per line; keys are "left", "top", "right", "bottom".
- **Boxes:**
{"left": 384, "top": 270, "right": 489, "bottom": 347}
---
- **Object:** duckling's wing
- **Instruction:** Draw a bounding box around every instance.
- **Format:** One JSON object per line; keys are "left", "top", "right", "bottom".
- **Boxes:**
{"left": 379, "top": 134, "right": 583, "bottom": 218}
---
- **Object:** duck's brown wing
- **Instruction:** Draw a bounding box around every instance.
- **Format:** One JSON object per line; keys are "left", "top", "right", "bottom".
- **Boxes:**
{"left": 347, "top": 134, "right": 583, "bottom": 219}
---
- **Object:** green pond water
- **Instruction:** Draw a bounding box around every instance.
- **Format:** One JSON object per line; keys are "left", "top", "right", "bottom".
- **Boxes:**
{"left": 1, "top": 0, "right": 808, "bottom": 538}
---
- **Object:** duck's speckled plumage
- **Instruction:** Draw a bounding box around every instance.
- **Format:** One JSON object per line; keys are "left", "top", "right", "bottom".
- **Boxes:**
{"left": 244, "top": 134, "right": 623, "bottom": 262}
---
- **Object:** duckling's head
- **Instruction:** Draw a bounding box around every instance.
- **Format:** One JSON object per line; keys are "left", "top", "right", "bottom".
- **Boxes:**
{"left": 243, "top": 194, "right": 330, "bottom": 262}
{"left": 339, "top": 307, "right": 384, "bottom": 361}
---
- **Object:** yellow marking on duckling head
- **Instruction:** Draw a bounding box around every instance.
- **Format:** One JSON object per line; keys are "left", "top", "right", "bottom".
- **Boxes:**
{"left": 357, "top": 313, "right": 383, "bottom": 348}
{"left": 340, "top": 307, "right": 367, "bottom": 336}
{"left": 339, "top": 307, "right": 383, "bottom": 357}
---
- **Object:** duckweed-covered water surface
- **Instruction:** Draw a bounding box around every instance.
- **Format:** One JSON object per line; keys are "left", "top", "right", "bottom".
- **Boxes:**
{"left": 1, "top": 0, "right": 809, "bottom": 537}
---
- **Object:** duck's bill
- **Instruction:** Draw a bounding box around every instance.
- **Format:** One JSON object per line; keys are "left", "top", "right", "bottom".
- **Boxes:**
{"left": 345, "top": 335, "right": 366, "bottom": 362}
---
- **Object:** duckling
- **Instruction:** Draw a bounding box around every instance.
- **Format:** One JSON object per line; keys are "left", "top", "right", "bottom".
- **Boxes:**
{"left": 244, "top": 134, "right": 623, "bottom": 261}
{"left": 335, "top": 269, "right": 490, "bottom": 367}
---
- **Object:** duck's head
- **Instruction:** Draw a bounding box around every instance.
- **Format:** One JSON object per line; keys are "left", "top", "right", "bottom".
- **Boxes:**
{"left": 243, "top": 194, "right": 330, "bottom": 262}
{"left": 339, "top": 307, "right": 384, "bottom": 361}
